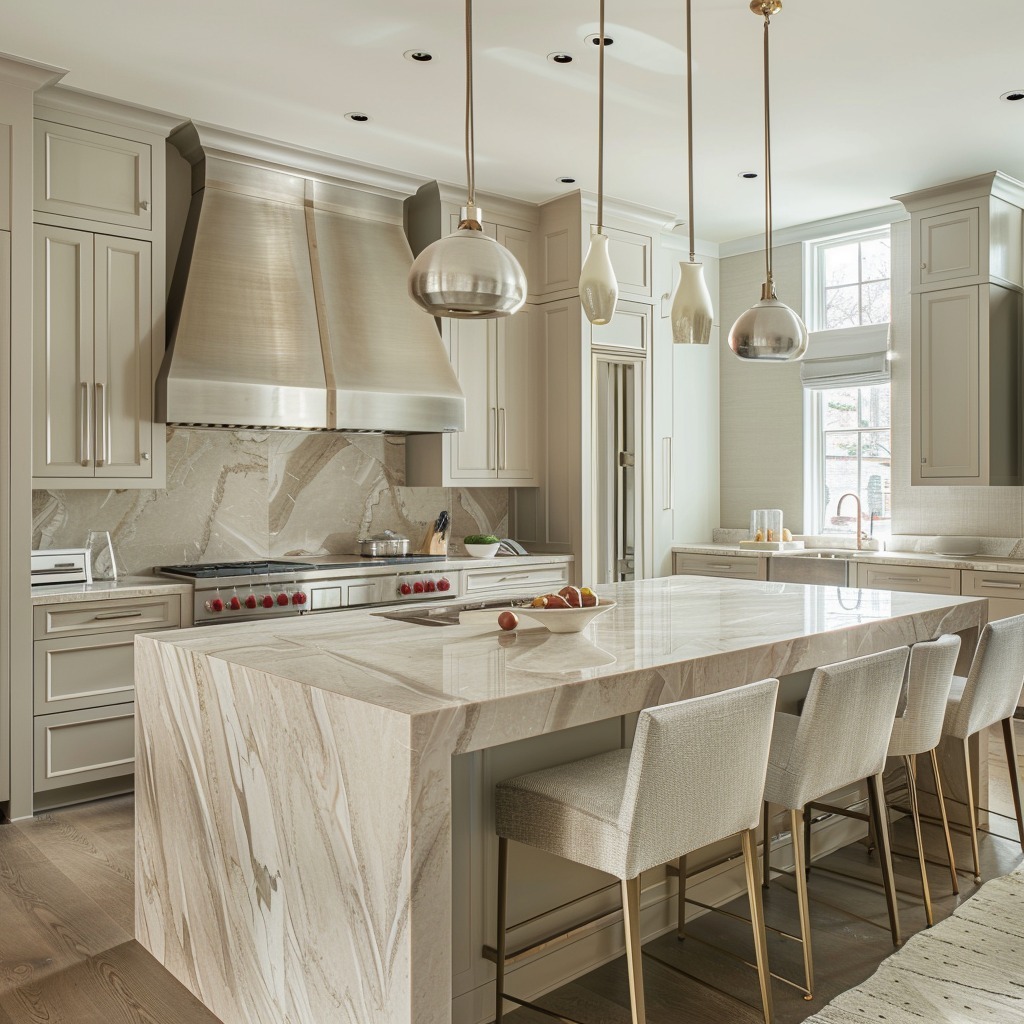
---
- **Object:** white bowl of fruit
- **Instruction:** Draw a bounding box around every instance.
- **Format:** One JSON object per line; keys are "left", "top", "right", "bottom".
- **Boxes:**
{"left": 461, "top": 586, "right": 615, "bottom": 634}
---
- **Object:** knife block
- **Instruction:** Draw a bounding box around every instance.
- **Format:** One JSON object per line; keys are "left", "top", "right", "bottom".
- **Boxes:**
{"left": 419, "top": 524, "right": 448, "bottom": 556}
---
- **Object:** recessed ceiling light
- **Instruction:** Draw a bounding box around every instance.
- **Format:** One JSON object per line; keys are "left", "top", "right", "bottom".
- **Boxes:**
{"left": 345, "top": 112, "right": 370, "bottom": 123}
{"left": 404, "top": 50, "right": 433, "bottom": 63}
{"left": 555, "top": 176, "right": 577, "bottom": 184}
{"left": 1000, "top": 89, "right": 1024, "bottom": 103}
{"left": 547, "top": 52, "right": 574, "bottom": 64}
{"left": 584, "top": 33, "right": 614, "bottom": 47}
{"left": 738, "top": 171, "right": 759, "bottom": 179}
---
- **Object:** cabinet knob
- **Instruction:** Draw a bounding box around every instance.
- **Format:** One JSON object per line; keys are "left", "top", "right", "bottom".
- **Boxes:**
{"left": 142, "top": 452, "right": 151, "bottom": 461}
{"left": 921, "top": 457, "right": 928, "bottom": 464}
{"left": 920, "top": 261, "right": 927, "bottom": 269}
{"left": 139, "top": 199, "right": 150, "bottom": 211}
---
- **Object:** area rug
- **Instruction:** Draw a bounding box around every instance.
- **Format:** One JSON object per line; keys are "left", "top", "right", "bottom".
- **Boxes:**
{"left": 805, "top": 861, "right": 1024, "bottom": 1023}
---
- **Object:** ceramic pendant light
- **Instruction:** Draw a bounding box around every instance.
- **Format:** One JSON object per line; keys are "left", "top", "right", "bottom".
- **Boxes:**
{"left": 671, "top": 0, "right": 713, "bottom": 345}
{"left": 727, "top": 0, "right": 808, "bottom": 360}
{"left": 580, "top": 0, "right": 619, "bottom": 326}
{"left": 408, "top": 0, "right": 527, "bottom": 318}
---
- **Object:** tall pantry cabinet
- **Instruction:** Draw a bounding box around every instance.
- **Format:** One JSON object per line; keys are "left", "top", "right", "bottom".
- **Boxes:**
{"left": 31, "top": 97, "right": 174, "bottom": 488}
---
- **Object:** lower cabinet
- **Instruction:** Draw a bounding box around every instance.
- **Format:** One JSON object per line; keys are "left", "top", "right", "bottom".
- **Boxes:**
{"left": 462, "top": 562, "right": 570, "bottom": 598}
{"left": 672, "top": 551, "right": 766, "bottom": 581}
{"left": 32, "top": 593, "right": 182, "bottom": 800}
{"left": 854, "top": 562, "right": 961, "bottom": 595}
{"left": 961, "top": 569, "right": 1024, "bottom": 621}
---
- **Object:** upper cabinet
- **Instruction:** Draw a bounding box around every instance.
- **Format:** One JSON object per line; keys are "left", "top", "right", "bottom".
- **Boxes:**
{"left": 897, "top": 172, "right": 1024, "bottom": 486}
{"left": 31, "top": 96, "right": 175, "bottom": 489}
{"left": 34, "top": 121, "right": 152, "bottom": 231}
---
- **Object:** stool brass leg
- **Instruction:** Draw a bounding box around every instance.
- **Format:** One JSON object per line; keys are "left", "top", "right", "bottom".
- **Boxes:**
{"left": 762, "top": 800, "right": 771, "bottom": 889}
{"left": 741, "top": 829, "right": 774, "bottom": 1024}
{"left": 930, "top": 746, "right": 959, "bottom": 895}
{"left": 962, "top": 738, "right": 982, "bottom": 883}
{"left": 677, "top": 855, "right": 687, "bottom": 940}
{"left": 789, "top": 807, "right": 814, "bottom": 1000}
{"left": 1001, "top": 718, "right": 1024, "bottom": 851}
{"left": 621, "top": 876, "right": 647, "bottom": 1024}
{"left": 803, "top": 804, "right": 812, "bottom": 877}
{"left": 867, "top": 773, "right": 901, "bottom": 947}
{"left": 495, "top": 837, "right": 508, "bottom": 1024}
{"left": 903, "top": 755, "right": 934, "bottom": 927}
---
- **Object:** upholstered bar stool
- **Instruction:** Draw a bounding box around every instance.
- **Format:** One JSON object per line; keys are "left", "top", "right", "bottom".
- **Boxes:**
{"left": 883, "top": 634, "right": 962, "bottom": 925}
{"left": 493, "top": 678, "right": 780, "bottom": 1024}
{"left": 761, "top": 646, "right": 909, "bottom": 1001}
{"left": 940, "top": 615, "right": 1024, "bottom": 883}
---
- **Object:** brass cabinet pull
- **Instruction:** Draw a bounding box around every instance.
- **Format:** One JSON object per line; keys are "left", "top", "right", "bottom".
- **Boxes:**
{"left": 499, "top": 407, "right": 507, "bottom": 471}
{"left": 92, "top": 610, "right": 145, "bottom": 620}
{"left": 489, "top": 407, "right": 497, "bottom": 470}
{"left": 95, "top": 382, "right": 109, "bottom": 467}
{"left": 979, "top": 580, "right": 1022, "bottom": 590}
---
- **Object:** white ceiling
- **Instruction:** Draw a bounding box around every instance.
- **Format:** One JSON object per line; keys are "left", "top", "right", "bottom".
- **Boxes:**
{"left": 5, "top": 0, "right": 1024, "bottom": 242}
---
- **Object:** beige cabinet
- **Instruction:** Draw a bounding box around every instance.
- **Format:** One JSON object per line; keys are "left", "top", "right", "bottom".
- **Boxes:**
{"left": 673, "top": 551, "right": 766, "bottom": 581}
{"left": 462, "top": 561, "right": 571, "bottom": 598}
{"left": 854, "top": 562, "right": 960, "bottom": 595}
{"left": 31, "top": 592, "right": 183, "bottom": 797}
{"left": 961, "top": 569, "right": 1024, "bottom": 622}
{"left": 406, "top": 308, "right": 540, "bottom": 487}
{"left": 34, "top": 120, "right": 152, "bottom": 231}
{"left": 33, "top": 224, "right": 157, "bottom": 484}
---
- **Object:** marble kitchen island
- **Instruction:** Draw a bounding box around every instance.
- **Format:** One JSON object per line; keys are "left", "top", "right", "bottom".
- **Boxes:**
{"left": 134, "top": 576, "right": 986, "bottom": 1024}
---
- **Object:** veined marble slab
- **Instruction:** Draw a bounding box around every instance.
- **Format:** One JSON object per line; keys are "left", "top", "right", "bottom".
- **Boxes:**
{"left": 135, "top": 577, "right": 986, "bottom": 1024}
{"left": 30, "top": 577, "right": 192, "bottom": 605}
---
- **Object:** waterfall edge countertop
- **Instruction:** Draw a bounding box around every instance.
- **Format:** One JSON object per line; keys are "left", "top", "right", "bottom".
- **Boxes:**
{"left": 133, "top": 576, "right": 986, "bottom": 1024}
{"left": 30, "top": 577, "right": 194, "bottom": 605}
{"left": 672, "top": 542, "right": 1024, "bottom": 573}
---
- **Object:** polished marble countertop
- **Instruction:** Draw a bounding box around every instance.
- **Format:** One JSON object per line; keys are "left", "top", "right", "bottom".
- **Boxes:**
{"left": 672, "top": 543, "right": 1024, "bottom": 573}
{"left": 30, "top": 577, "right": 193, "bottom": 605}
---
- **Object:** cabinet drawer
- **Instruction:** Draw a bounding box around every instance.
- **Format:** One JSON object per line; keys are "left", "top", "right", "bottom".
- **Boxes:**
{"left": 34, "top": 634, "right": 136, "bottom": 714}
{"left": 462, "top": 563, "right": 570, "bottom": 595}
{"left": 673, "top": 553, "right": 763, "bottom": 580}
{"left": 34, "top": 594, "right": 181, "bottom": 639}
{"left": 855, "top": 563, "right": 961, "bottom": 595}
{"left": 961, "top": 570, "right": 1024, "bottom": 603}
{"left": 35, "top": 121, "right": 152, "bottom": 230}
{"left": 34, "top": 703, "right": 135, "bottom": 792}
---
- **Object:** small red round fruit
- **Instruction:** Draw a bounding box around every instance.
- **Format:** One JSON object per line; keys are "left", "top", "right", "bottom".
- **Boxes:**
{"left": 497, "top": 611, "right": 519, "bottom": 631}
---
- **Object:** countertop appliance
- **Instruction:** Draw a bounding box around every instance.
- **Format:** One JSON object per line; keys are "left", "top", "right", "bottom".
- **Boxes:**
{"left": 158, "top": 556, "right": 458, "bottom": 625}
{"left": 31, "top": 548, "right": 92, "bottom": 586}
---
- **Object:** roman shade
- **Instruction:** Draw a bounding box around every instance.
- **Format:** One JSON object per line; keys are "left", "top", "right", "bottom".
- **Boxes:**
{"left": 800, "top": 323, "right": 891, "bottom": 390}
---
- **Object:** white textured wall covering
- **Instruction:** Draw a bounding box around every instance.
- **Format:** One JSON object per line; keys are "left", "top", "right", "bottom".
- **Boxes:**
{"left": 889, "top": 219, "right": 1024, "bottom": 536}
{"left": 719, "top": 242, "right": 805, "bottom": 532}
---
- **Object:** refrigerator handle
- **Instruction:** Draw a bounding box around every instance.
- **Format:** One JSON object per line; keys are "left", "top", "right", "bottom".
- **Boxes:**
{"left": 662, "top": 436, "right": 673, "bottom": 510}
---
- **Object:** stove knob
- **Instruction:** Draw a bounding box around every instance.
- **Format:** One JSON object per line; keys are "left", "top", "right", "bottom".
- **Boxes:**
{"left": 208, "top": 597, "right": 224, "bottom": 613}
{"left": 413, "top": 580, "right": 425, "bottom": 594}
{"left": 228, "top": 595, "right": 242, "bottom": 611}
{"left": 425, "top": 579, "right": 436, "bottom": 593}
{"left": 437, "top": 577, "right": 451, "bottom": 592}
{"left": 244, "top": 594, "right": 258, "bottom": 609}
{"left": 292, "top": 591, "right": 307, "bottom": 606}
{"left": 277, "top": 592, "right": 290, "bottom": 606}
{"left": 262, "top": 594, "right": 275, "bottom": 608}
{"left": 399, "top": 582, "right": 412, "bottom": 596}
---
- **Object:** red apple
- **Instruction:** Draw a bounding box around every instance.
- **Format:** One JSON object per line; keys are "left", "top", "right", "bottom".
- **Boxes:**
{"left": 497, "top": 611, "right": 519, "bottom": 631}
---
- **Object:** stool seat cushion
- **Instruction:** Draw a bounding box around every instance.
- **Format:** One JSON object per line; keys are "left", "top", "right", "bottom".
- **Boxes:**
{"left": 496, "top": 749, "right": 632, "bottom": 877}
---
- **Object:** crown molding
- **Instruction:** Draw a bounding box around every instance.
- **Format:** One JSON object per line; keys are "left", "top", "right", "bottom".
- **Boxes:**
{"left": 893, "top": 171, "right": 1024, "bottom": 213}
{"left": 0, "top": 52, "right": 65, "bottom": 92}
{"left": 719, "top": 203, "right": 907, "bottom": 258}
{"left": 660, "top": 230, "right": 720, "bottom": 261}
{"left": 35, "top": 84, "right": 183, "bottom": 136}
{"left": 430, "top": 180, "right": 540, "bottom": 226}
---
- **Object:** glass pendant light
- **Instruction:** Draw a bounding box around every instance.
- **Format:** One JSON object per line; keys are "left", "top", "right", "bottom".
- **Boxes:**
{"left": 671, "top": 0, "right": 713, "bottom": 345}
{"left": 727, "top": 0, "right": 808, "bottom": 361}
{"left": 408, "top": 0, "right": 527, "bottom": 319}
{"left": 580, "top": 0, "right": 618, "bottom": 326}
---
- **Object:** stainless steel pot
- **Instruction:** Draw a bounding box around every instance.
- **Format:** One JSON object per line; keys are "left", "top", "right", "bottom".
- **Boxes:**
{"left": 359, "top": 531, "right": 410, "bottom": 557}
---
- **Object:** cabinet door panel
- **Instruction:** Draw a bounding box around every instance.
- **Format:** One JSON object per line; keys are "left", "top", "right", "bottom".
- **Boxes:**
{"left": 34, "top": 635, "right": 135, "bottom": 714}
{"left": 94, "top": 235, "right": 153, "bottom": 479}
{"left": 918, "top": 288, "right": 980, "bottom": 479}
{"left": 33, "top": 703, "right": 135, "bottom": 791}
{"left": 35, "top": 121, "right": 151, "bottom": 230}
{"left": 33, "top": 225, "right": 95, "bottom": 477}
{"left": 918, "top": 206, "right": 980, "bottom": 287}
{"left": 854, "top": 562, "right": 960, "bottom": 595}
{"left": 448, "top": 318, "right": 497, "bottom": 480}
{"left": 496, "top": 307, "right": 538, "bottom": 482}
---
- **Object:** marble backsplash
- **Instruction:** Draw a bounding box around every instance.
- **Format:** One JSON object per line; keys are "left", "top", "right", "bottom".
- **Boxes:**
{"left": 33, "top": 429, "right": 508, "bottom": 574}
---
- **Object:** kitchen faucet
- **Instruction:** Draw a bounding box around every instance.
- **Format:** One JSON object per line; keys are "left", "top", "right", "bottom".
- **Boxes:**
{"left": 836, "top": 492, "right": 865, "bottom": 550}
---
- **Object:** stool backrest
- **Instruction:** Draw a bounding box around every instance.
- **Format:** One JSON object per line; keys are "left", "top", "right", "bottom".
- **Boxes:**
{"left": 895, "top": 634, "right": 961, "bottom": 754}
{"left": 618, "top": 678, "right": 779, "bottom": 878}
{"left": 946, "top": 615, "right": 1024, "bottom": 739}
{"left": 787, "top": 647, "right": 909, "bottom": 809}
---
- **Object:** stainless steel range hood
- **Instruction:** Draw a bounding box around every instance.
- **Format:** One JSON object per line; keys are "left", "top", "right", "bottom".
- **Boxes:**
{"left": 158, "top": 122, "right": 465, "bottom": 433}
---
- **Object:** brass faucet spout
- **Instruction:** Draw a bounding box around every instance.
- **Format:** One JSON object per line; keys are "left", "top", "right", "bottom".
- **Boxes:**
{"left": 836, "top": 492, "right": 863, "bottom": 551}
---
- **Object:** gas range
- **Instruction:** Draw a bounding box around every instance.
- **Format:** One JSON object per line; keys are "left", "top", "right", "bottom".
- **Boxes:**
{"left": 158, "top": 556, "right": 459, "bottom": 625}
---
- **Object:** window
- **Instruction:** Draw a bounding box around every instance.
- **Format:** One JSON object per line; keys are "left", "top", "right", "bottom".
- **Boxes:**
{"left": 805, "top": 228, "right": 892, "bottom": 537}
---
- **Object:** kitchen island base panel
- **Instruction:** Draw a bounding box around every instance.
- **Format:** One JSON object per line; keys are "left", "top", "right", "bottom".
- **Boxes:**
{"left": 133, "top": 578, "right": 986, "bottom": 1024}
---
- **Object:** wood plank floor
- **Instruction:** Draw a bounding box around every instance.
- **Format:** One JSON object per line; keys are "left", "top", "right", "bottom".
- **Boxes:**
{"left": 1, "top": 723, "right": 1022, "bottom": 1024}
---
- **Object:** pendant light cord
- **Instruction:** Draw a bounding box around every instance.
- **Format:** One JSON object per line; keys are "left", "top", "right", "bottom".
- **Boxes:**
{"left": 686, "top": 0, "right": 696, "bottom": 263}
{"left": 597, "top": 0, "right": 606, "bottom": 234}
{"left": 465, "top": 0, "right": 476, "bottom": 208}
{"left": 762, "top": 9, "right": 773, "bottom": 288}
